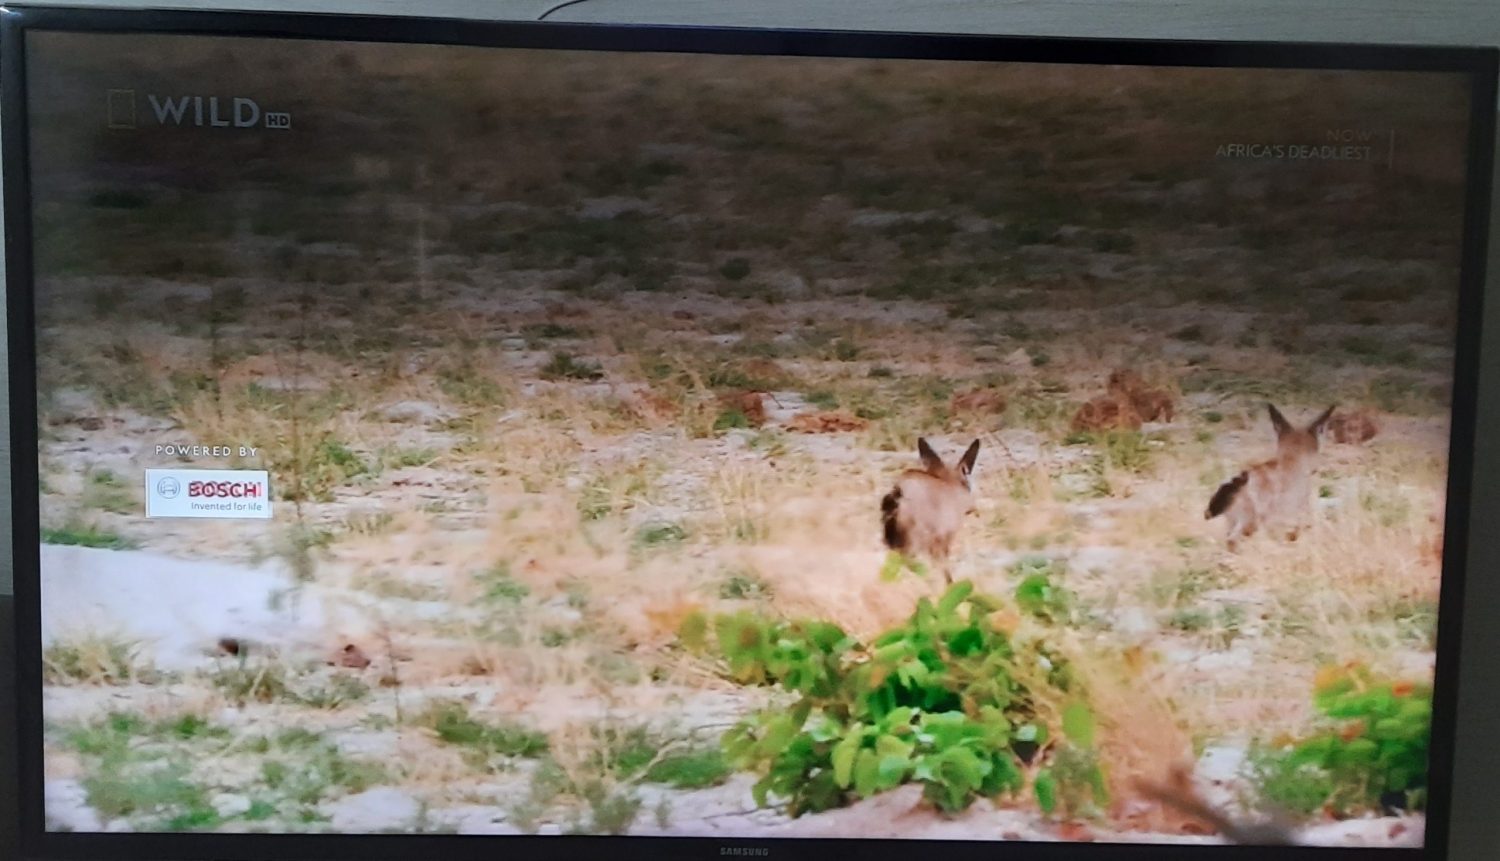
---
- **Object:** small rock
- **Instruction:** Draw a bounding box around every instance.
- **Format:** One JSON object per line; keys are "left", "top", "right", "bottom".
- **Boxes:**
{"left": 537, "top": 597, "right": 583, "bottom": 628}
{"left": 1056, "top": 821, "right": 1097, "bottom": 842}
{"left": 212, "top": 793, "right": 252, "bottom": 818}
{"left": 253, "top": 376, "right": 329, "bottom": 393}
{"left": 326, "top": 788, "right": 421, "bottom": 833}
{"left": 848, "top": 209, "right": 941, "bottom": 228}
{"left": 379, "top": 401, "right": 454, "bottom": 425}
{"left": 579, "top": 196, "right": 653, "bottom": 220}
{"left": 763, "top": 270, "right": 811, "bottom": 299}
{"left": 337, "top": 643, "right": 372, "bottom": 669}
{"left": 334, "top": 731, "right": 401, "bottom": 759}
{"left": 45, "top": 779, "right": 103, "bottom": 832}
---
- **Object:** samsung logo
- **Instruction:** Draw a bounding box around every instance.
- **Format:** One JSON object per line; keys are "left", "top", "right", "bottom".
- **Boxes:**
{"left": 719, "top": 849, "right": 770, "bottom": 857}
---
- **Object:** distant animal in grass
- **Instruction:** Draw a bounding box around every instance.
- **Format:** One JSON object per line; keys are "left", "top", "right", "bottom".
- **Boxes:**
{"left": 880, "top": 438, "right": 981, "bottom": 584}
{"left": 1108, "top": 368, "right": 1176, "bottom": 422}
{"left": 1205, "top": 403, "right": 1335, "bottom": 549}
{"left": 1326, "top": 408, "right": 1380, "bottom": 445}
{"left": 1071, "top": 368, "right": 1175, "bottom": 432}
{"left": 1072, "top": 394, "right": 1143, "bottom": 432}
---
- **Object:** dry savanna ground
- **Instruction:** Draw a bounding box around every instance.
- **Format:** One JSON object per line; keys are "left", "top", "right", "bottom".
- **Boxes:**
{"left": 30, "top": 35, "right": 1464, "bottom": 843}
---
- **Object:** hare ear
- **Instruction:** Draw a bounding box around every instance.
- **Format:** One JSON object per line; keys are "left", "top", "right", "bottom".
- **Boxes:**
{"left": 958, "top": 439, "right": 981, "bottom": 478}
{"left": 917, "top": 437, "right": 944, "bottom": 472}
{"left": 1308, "top": 404, "right": 1337, "bottom": 436}
{"left": 1267, "top": 403, "right": 1292, "bottom": 438}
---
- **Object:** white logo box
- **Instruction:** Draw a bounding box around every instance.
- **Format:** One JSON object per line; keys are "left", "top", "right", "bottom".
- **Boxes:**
{"left": 144, "top": 468, "right": 273, "bottom": 519}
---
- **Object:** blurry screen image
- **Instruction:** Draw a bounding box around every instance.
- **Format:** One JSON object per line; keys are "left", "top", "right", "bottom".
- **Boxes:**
{"left": 24, "top": 31, "right": 1473, "bottom": 847}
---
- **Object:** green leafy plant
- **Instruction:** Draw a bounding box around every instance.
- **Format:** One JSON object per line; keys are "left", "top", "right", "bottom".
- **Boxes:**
{"left": 879, "top": 550, "right": 928, "bottom": 583}
{"left": 1033, "top": 702, "right": 1109, "bottom": 819}
{"left": 1012, "top": 556, "right": 1075, "bottom": 623}
{"left": 695, "top": 582, "right": 1105, "bottom": 817}
{"left": 1253, "top": 663, "right": 1431, "bottom": 816}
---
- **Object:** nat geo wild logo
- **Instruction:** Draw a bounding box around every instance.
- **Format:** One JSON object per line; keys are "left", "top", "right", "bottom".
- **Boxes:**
{"left": 106, "top": 89, "right": 291, "bottom": 130}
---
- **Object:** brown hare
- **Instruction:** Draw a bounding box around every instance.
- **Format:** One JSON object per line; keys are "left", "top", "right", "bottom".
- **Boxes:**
{"left": 881, "top": 438, "right": 981, "bottom": 583}
{"left": 1206, "top": 404, "right": 1335, "bottom": 549}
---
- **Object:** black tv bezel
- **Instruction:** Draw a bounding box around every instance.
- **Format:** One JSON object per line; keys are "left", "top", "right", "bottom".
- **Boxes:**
{"left": 2, "top": 5, "right": 1495, "bottom": 861}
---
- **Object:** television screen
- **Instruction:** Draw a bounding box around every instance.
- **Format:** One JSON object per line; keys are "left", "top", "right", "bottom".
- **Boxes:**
{"left": 5, "top": 9, "right": 1495, "bottom": 860}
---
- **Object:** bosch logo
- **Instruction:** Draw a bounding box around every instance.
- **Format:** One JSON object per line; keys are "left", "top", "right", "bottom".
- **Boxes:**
{"left": 155, "top": 477, "right": 181, "bottom": 499}
{"left": 188, "top": 480, "right": 264, "bottom": 499}
{"left": 146, "top": 468, "right": 272, "bottom": 520}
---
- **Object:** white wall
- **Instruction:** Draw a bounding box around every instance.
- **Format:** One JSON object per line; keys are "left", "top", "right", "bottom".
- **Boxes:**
{"left": 1, "top": 2, "right": 1496, "bottom": 858}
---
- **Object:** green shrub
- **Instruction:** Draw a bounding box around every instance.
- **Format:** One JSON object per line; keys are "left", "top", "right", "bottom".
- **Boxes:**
{"left": 1254, "top": 664, "right": 1430, "bottom": 815}
{"left": 693, "top": 582, "right": 1104, "bottom": 816}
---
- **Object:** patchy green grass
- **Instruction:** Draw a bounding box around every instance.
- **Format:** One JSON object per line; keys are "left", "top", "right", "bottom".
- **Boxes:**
{"left": 635, "top": 521, "right": 688, "bottom": 549}
{"left": 523, "top": 322, "right": 589, "bottom": 340}
{"left": 417, "top": 701, "right": 550, "bottom": 764}
{"left": 476, "top": 562, "right": 529, "bottom": 602}
{"left": 542, "top": 352, "right": 604, "bottom": 382}
{"left": 43, "top": 636, "right": 156, "bottom": 686}
{"left": 719, "top": 569, "right": 773, "bottom": 600}
{"left": 41, "top": 520, "right": 137, "bottom": 550}
{"left": 83, "top": 468, "right": 135, "bottom": 514}
{"left": 55, "top": 713, "right": 239, "bottom": 830}
{"left": 436, "top": 355, "right": 507, "bottom": 408}
{"left": 1146, "top": 565, "right": 1237, "bottom": 608}
{"left": 644, "top": 748, "right": 731, "bottom": 789}
{"left": 204, "top": 659, "right": 294, "bottom": 706}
